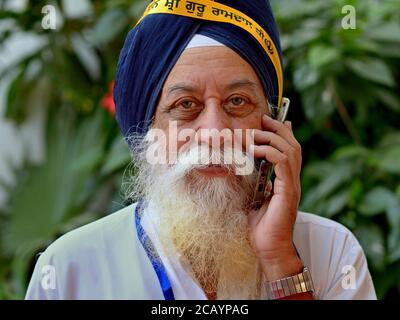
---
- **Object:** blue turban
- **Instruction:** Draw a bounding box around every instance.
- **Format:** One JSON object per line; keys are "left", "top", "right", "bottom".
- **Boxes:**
{"left": 114, "top": 0, "right": 283, "bottom": 139}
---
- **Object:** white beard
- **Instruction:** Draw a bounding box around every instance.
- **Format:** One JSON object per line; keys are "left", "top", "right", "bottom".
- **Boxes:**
{"left": 125, "top": 133, "right": 264, "bottom": 299}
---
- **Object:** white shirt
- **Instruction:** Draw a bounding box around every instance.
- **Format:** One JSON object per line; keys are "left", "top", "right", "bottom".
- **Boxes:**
{"left": 25, "top": 202, "right": 377, "bottom": 300}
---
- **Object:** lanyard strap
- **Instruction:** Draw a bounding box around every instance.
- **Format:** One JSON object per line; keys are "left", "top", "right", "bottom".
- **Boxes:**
{"left": 134, "top": 198, "right": 175, "bottom": 300}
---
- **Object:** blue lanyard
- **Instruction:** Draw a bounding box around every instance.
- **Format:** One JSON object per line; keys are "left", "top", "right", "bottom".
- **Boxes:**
{"left": 134, "top": 198, "right": 175, "bottom": 300}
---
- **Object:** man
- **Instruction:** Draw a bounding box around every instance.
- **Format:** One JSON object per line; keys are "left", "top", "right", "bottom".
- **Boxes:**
{"left": 26, "top": 0, "right": 376, "bottom": 300}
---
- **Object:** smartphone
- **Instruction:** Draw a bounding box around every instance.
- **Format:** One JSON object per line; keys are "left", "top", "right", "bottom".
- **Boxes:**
{"left": 251, "top": 98, "right": 290, "bottom": 210}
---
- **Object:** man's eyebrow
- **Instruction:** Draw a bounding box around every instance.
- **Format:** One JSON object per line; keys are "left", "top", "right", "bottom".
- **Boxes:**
{"left": 225, "top": 79, "right": 258, "bottom": 91}
{"left": 166, "top": 79, "right": 259, "bottom": 97}
{"left": 166, "top": 83, "right": 199, "bottom": 97}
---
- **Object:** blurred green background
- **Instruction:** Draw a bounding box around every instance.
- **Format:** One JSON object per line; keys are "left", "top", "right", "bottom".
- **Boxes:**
{"left": 0, "top": 0, "right": 399, "bottom": 299}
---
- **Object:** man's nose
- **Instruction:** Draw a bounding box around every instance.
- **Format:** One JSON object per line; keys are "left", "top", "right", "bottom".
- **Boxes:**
{"left": 194, "top": 100, "right": 233, "bottom": 146}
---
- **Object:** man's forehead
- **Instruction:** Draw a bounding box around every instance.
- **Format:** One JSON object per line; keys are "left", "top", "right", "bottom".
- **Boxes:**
{"left": 163, "top": 46, "right": 262, "bottom": 92}
{"left": 165, "top": 79, "right": 260, "bottom": 97}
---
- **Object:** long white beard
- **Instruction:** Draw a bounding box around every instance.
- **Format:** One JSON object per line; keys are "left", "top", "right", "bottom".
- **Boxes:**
{"left": 125, "top": 133, "right": 263, "bottom": 299}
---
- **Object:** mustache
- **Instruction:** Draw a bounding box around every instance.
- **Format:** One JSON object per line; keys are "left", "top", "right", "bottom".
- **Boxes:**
{"left": 147, "top": 143, "right": 256, "bottom": 176}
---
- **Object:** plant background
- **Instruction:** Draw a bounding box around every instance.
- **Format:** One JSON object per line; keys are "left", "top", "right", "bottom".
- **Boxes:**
{"left": 0, "top": 0, "right": 399, "bottom": 299}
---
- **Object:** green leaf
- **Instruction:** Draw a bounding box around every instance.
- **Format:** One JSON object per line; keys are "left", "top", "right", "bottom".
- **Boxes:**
{"left": 386, "top": 199, "right": 400, "bottom": 238}
{"left": 0, "top": 109, "right": 105, "bottom": 259}
{"left": 358, "top": 187, "right": 395, "bottom": 216}
{"left": 5, "top": 68, "right": 33, "bottom": 123}
{"left": 301, "top": 161, "right": 356, "bottom": 210}
{"left": 70, "top": 147, "right": 104, "bottom": 174}
{"left": 101, "top": 137, "right": 132, "bottom": 176}
{"left": 71, "top": 33, "right": 101, "bottom": 81}
{"left": 129, "top": 0, "right": 149, "bottom": 19}
{"left": 323, "top": 190, "right": 348, "bottom": 217}
{"left": 380, "top": 133, "right": 400, "bottom": 147}
{"left": 388, "top": 228, "right": 400, "bottom": 262}
{"left": 376, "top": 146, "right": 400, "bottom": 174}
{"left": 349, "top": 179, "right": 363, "bottom": 206}
{"left": 358, "top": 186, "right": 400, "bottom": 239}
{"left": 308, "top": 45, "right": 340, "bottom": 68}
{"left": 293, "top": 63, "right": 319, "bottom": 91}
{"left": 301, "top": 84, "right": 336, "bottom": 123}
{"left": 272, "top": 0, "right": 329, "bottom": 20}
{"left": 338, "top": 210, "right": 357, "bottom": 230}
{"left": 89, "top": 8, "right": 128, "bottom": 45}
{"left": 353, "top": 37, "right": 400, "bottom": 58}
{"left": 374, "top": 88, "right": 400, "bottom": 112}
{"left": 332, "top": 145, "right": 369, "bottom": 160}
{"left": 288, "top": 27, "right": 321, "bottom": 49}
{"left": 366, "top": 22, "right": 400, "bottom": 43}
{"left": 302, "top": 161, "right": 332, "bottom": 180}
{"left": 354, "top": 224, "right": 385, "bottom": 271}
{"left": 346, "top": 58, "right": 395, "bottom": 87}
{"left": 388, "top": 247, "right": 400, "bottom": 263}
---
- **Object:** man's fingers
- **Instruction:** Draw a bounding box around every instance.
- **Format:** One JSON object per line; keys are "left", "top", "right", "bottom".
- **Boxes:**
{"left": 262, "top": 115, "right": 301, "bottom": 149}
{"left": 251, "top": 130, "right": 301, "bottom": 180}
{"left": 252, "top": 129, "right": 293, "bottom": 154}
{"left": 250, "top": 144, "right": 286, "bottom": 164}
{"left": 250, "top": 145, "right": 293, "bottom": 182}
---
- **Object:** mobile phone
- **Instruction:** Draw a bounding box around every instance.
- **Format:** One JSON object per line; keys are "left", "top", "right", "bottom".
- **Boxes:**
{"left": 251, "top": 98, "right": 290, "bottom": 210}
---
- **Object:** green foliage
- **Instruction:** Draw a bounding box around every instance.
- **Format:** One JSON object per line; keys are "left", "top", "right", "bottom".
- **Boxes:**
{"left": 0, "top": 0, "right": 137, "bottom": 299}
{"left": 0, "top": 0, "right": 399, "bottom": 299}
{"left": 271, "top": 0, "right": 400, "bottom": 298}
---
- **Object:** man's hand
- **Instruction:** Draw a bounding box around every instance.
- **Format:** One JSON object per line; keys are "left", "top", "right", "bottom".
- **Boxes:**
{"left": 248, "top": 114, "right": 304, "bottom": 282}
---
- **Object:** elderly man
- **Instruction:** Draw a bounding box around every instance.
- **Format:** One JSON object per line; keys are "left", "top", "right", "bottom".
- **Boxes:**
{"left": 26, "top": 0, "right": 376, "bottom": 300}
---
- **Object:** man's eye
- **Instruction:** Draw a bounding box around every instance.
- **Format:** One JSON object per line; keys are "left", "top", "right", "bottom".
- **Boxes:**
{"left": 177, "top": 100, "right": 195, "bottom": 109}
{"left": 229, "top": 96, "right": 246, "bottom": 106}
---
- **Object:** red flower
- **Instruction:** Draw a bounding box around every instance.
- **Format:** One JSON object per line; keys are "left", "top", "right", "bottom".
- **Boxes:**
{"left": 101, "top": 81, "right": 115, "bottom": 114}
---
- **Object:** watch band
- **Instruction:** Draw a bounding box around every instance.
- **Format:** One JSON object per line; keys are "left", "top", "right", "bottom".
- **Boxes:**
{"left": 265, "top": 266, "right": 315, "bottom": 299}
